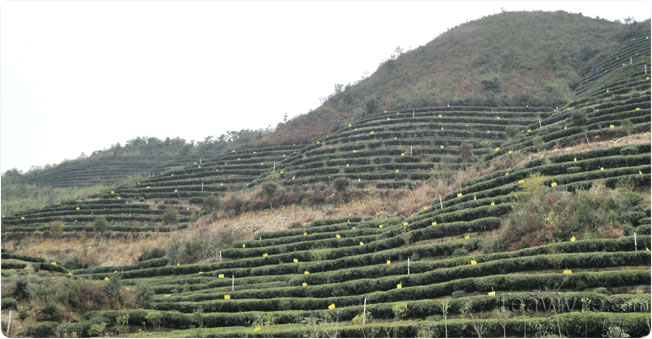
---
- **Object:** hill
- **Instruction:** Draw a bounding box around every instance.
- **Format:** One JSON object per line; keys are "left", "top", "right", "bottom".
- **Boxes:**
{"left": 258, "top": 11, "right": 649, "bottom": 146}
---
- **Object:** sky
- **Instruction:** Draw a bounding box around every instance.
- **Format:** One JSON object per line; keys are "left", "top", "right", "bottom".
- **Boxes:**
{"left": 1, "top": 1, "right": 650, "bottom": 173}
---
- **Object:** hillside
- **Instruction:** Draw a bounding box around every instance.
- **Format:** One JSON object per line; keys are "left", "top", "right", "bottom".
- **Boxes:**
{"left": 0, "top": 11, "right": 650, "bottom": 339}
{"left": 258, "top": 11, "right": 648, "bottom": 146}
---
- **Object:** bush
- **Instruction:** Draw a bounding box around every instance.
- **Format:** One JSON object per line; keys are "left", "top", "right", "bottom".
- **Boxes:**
{"left": 36, "top": 303, "right": 62, "bottom": 322}
{"left": 14, "top": 278, "right": 30, "bottom": 301}
{"left": 63, "top": 254, "right": 87, "bottom": 269}
{"left": 136, "top": 285, "right": 154, "bottom": 308}
{"left": 505, "top": 125, "right": 520, "bottom": 139}
{"left": 202, "top": 195, "right": 220, "bottom": 213}
{"left": 162, "top": 208, "right": 178, "bottom": 225}
{"left": 94, "top": 216, "right": 108, "bottom": 234}
{"left": 189, "top": 197, "right": 204, "bottom": 205}
{"left": 50, "top": 221, "right": 64, "bottom": 237}
{"left": 1, "top": 298, "right": 18, "bottom": 310}
{"left": 451, "top": 290, "right": 465, "bottom": 298}
{"left": 140, "top": 247, "right": 167, "bottom": 262}
{"left": 25, "top": 321, "right": 59, "bottom": 337}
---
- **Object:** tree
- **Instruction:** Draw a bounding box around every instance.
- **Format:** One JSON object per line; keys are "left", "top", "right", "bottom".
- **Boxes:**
{"left": 94, "top": 216, "right": 108, "bottom": 235}
{"left": 364, "top": 98, "right": 379, "bottom": 115}
{"left": 262, "top": 183, "right": 277, "bottom": 209}
{"left": 333, "top": 178, "right": 350, "bottom": 203}
{"left": 459, "top": 142, "right": 474, "bottom": 169}
{"left": 505, "top": 125, "right": 520, "bottom": 139}
{"left": 162, "top": 208, "right": 178, "bottom": 225}
{"left": 571, "top": 109, "right": 589, "bottom": 143}
{"left": 50, "top": 221, "right": 64, "bottom": 237}
{"left": 202, "top": 195, "right": 220, "bottom": 213}
{"left": 533, "top": 135, "right": 545, "bottom": 152}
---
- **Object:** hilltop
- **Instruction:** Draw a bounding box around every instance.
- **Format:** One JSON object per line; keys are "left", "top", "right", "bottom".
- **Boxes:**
{"left": 259, "top": 11, "right": 648, "bottom": 146}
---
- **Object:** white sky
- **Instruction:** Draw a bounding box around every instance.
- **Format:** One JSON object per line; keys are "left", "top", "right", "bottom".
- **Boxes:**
{"left": 1, "top": 1, "right": 650, "bottom": 173}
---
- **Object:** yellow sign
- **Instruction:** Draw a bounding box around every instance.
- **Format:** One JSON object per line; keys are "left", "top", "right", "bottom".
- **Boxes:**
{"left": 457, "top": 193, "right": 463, "bottom": 198}
{"left": 563, "top": 269, "right": 572, "bottom": 274}
{"left": 403, "top": 221, "right": 408, "bottom": 226}
{"left": 609, "top": 125, "right": 615, "bottom": 129}
{"left": 488, "top": 291, "right": 496, "bottom": 296}
{"left": 263, "top": 253, "right": 268, "bottom": 257}
{"left": 490, "top": 202, "right": 495, "bottom": 206}
{"left": 76, "top": 207, "right": 80, "bottom": 210}
{"left": 378, "top": 224, "right": 383, "bottom": 229}
{"left": 336, "top": 234, "right": 341, "bottom": 239}
{"left": 360, "top": 241, "right": 364, "bottom": 246}
{"left": 242, "top": 244, "right": 246, "bottom": 248}
{"left": 104, "top": 277, "right": 110, "bottom": 281}
{"left": 254, "top": 327, "right": 261, "bottom": 332}
{"left": 518, "top": 179, "right": 525, "bottom": 184}
{"left": 423, "top": 206, "right": 429, "bottom": 210}
{"left": 465, "top": 235, "right": 470, "bottom": 240}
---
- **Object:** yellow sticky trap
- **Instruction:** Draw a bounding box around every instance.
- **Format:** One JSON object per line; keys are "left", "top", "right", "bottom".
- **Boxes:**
{"left": 68, "top": 272, "right": 72, "bottom": 276}
{"left": 574, "top": 158, "right": 577, "bottom": 162}
{"left": 186, "top": 207, "right": 190, "bottom": 210}
{"left": 600, "top": 167, "right": 604, "bottom": 171}
{"left": 348, "top": 123, "right": 352, "bottom": 127}
{"left": 254, "top": 326, "right": 261, "bottom": 332}
{"left": 304, "top": 271, "right": 310, "bottom": 275}
{"left": 146, "top": 186, "right": 151, "bottom": 189}
{"left": 219, "top": 274, "right": 224, "bottom": 279}
{"left": 198, "top": 271, "right": 203, "bottom": 275}
{"left": 518, "top": 179, "right": 525, "bottom": 184}
{"left": 51, "top": 261, "right": 56, "bottom": 265}
{"left": 353, "top": 150, "right": 357, "bottom": 153}
{"left": 606, "top": 89, "right": 609, "bottom": 93}
{"left": 104, "top": 277, "right": 110, "bottom": 281}
{"left": 490, "top": 202, "right": 495, "bottom": 206}
{"left": 220, "top": 183, "right": 224, "bottom": 186}
{"left": 635, "top": 107, "right": 641, "bottom": 111}
{"left": 505, "top": 172, "right": 509, "bottom": 176}
{"left": 346, "top": 164, "right": 350, "bottom": 167}
{"left": 471, "top": 260, "right": 477, "bottom": 265}
{"left": 316, "top": 141, "right": 320, "bottom": 144}
{"left": 177, "top": 263, "right": 180, "bottom": 266}
{"left": 294, "top": 258, "right": 299, "bottom": 263}
{"left": 304, "top": 232, "right": 307, "bottom": 236}
{"left": 570, "top": 236, "right": 576, "bottom": 242}
{"left": 197, "top": 165, "right": 201, "bottom": 168}
{"left": 403, "top": 221, "right": 408, "bottom": 226}
{"left": 496, "top": 116, "right": 500, "bottom": 120}
{"left": 441, "top": 127, "right": 444, "bottom": 131}
{"left": 495, "top": 147, "right": 500, "bottom": 152}
{"left": 386, "top": 260, "right": 391, "bottom": 265}
{"left": 357, "top": 178, "right": 361, "bottom": 183}
{"left": 224, "top": 295, "right": 230, "bottom": 300}
{"left": 263, "top": 253, "right": 268, "bottom": 257}
{"left": 232, "top": 150, "right": 235, "bottom": 152}
{"left": 328, "top": 304, "right": 336, "bottom": 310}
{"left": 395, "top": 169, "right": 399, "bottom": 173}
{"left": 639, "top": 171, "right": 643, "bottom": 175}
{"left": 378, "top": 224, "right": 383, "bottom": 229}
{"left": 76, "top": 207, "right": 80, "bottom": 210}
{"left": 551, "top": 182, "right": 557, "bottom": 187}
{"left": 237, "top": 158, "right": 240, "bottom": 160}
{"left": 174, "top": 189, "right": 178, "bottom": 193}
{"left": 387, "top": 117, "right": 390, "bottom": 121}
{"left": 282, "top": 154, "right": 286, "bottom": 157}
{"left": 609, "top": 125, "right": 615, "bottom": 129}
{"left": 293, "top": 176, "right": 296, "bottom": 180}
{"left": 527, "top": 129, "right": 531, "bottom": 133}
{"left": 423, "top": 206, "right": 429, "bottom": 210}
{"left": 21, "top": 217, "right": 25, "bottom": 220}
{"left": 487, "top": 130, "right": 490, "bottom": 134}
{"left": 488, "top": 291, "right": 496, "bottom": 296}
{"left": 171, "top": 174, "right": 174, "bottom": 177}
{"left": 564, "top": 126, "right": 567, "bottom": 130}
{"left": 473, "top": 196, "right": 477, "bottom": 200}
{"left": 280, "top": 170, "right": 284, "bottom": 174}
{"left": 508, "top": 150, "right": 513, "bottom": 154}
{"left": 302, "top": 282, "right": 308, "bottom": 287}
{"left": 401, "top": 153, "right": 405, "bottom": 156}
{"left": 432, "top": 221, "right": 437, "bottom": 226}
{"left": 465, "top": 235, "right": 470, "bottom": 240}
{"left": 336, "top": 234, "right": 341, "bottom": 239}
{"left": 457, "top": 193, "right": 463, "bottom": 198}
{"left": 440, "top": 145, "right": 444, "bottom": 149}
{"left": 396, "top": 283, "right": 402, "bottom": 289}
{"left": 111, "top": 191, "right": 115, "bottom": 194}
{"left": 360, "top": 241, "right": 364, "bottom": 246}
{"left": 370, "top": 131, "right": 374, "bottom": 135}
{"left": 563, "top": 269, "right": 572, "bottom": 275}
{"left": 438, "top": 114, "right": 443, "bottom": 118}
{"left": 242, "top": 244, "right": 246, "bottom": 248}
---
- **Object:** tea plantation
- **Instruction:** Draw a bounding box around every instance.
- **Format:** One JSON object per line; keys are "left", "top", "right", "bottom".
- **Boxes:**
{"left": 0, "top": 18, "right": 651, "bottom": 339}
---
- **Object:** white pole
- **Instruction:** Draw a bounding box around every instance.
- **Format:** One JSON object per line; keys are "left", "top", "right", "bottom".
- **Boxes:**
{"left": 200, "top": 157, "right": 202, "bottom": 164}
{"left": 6, "top": 311, "right": 12, "bottom": 337}
{"left": 273, "top": 161, "right": 276, "bottom": 171}
{"left": 634, "top": 232, "right": 637, "bottom": 251}
{"left": 645, "top": 64, "right": 648, "bottom": 75}
{"left": 538, "top": 119, "right": 542, "bottom": 129}
{"left": 363, "top": 297, "right": 367, "bottom": 325}
{"left": 219, "top": 250, "right": 222, "bottom": 262}
{"left": 439, "top": 195, "right": 443, "bottom": 209}
{"left": 630, "top": 56, "right": 632, "bottom": 65}
{"left": 201, "top": 182, "right": 204, "bottom": 192}
{"left": 410, "top": 146, "right": 413, "bottom": 156}
{"left": 408, "top": 257, "right": 410, "bottom": 275}
{"left": 412, "top": 109, "right": 415, "bottom": 118}
{"left": 232, "top": 274, "right": 235, "bottom": 291}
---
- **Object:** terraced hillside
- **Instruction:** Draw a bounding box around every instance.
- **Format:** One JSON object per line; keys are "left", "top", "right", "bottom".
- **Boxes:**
{"left": 31, "top": 141, "right": 648, "bottom": 338}
{"left": 0, "top": 145, "right": 303, "bottom": 236}
{"left": 279, "top": 106, "right": 549, "bottom": 189}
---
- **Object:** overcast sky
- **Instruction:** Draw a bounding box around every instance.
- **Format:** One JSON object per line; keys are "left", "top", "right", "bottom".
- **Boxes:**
{"left": 1, "top": 1, "right": 650, "bottom": 173}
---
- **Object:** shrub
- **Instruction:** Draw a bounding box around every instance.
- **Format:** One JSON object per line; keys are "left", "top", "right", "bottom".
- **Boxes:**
{"left": 36, "top": 303, "right": 62, "bottom": 322}
{"left": 136, "top": 285, "right": 154, "bottom": 308}
{"left": 202, "top": 195, "right": 220, "bottom": 213}
{"left": 94, "top": 216, "right": 108, "bottom": 235}
{"left": 189, "top": 197, "right": 204, "bottom": 205}
{"left": 162, "top": 208, "right": 178, "bottom": 225}
{"left": 14, "top": 278, "right": 30, "bottom": 301}
{"left": 621, "top": 119, "right": 634, "bottom": 135}
{"left": 451, "top": 290, "right": 465, "bottom": 298}
{"left": 63, "top": 254, "right": 87, "bottom": 269}
{"left": 50, "top": 221, "right": 64, "bottom": 237}
{"left": 139, "top": 247, "right": 167, "bottom": 262}
{"left": 263, "top": 183, "right": 278, "bottom": 209}
{"left": 1, "top": 298, "right": 17, "bottom": 310}
{"left": 533, "top": 136, "right": 545, "bottom": 152}
{"left": 25, "top": 321, "right": 59, "bottom": 337}
{"left": 505, "top": 125, "right": 520, "bottom": 139}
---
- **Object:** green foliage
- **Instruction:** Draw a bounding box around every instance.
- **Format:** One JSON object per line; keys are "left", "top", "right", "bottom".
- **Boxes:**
{"left": 1, "top": 298, "right": 18, "bottom": 310}
{"left": 36, "top": 302, "right": 62, "bottom": 322}
{"left": 202, "top": 195, "right": 220, "bottom": 213}
{"left": 87, "top": 322, "right": 107, "bottom": 337}
{"left": 263, "top": 183, "right": 278, "bottom": 208}
{"left": 621, "top": 119, "right": 634, "bottom": 135}
{"left": 136, "top": 285, "right": 154, "bottom": 308}
{"left": 500, "top": 183, "right": 644, "bottom": 250}
{"left": 533, "top": 135, "right": 545, "bottom": 152}
{"left": 139, "top": 247, "right": 167, "bottom": 262}
{"left": 50, "top": 220, "right": 64, "bottom": 237}
{"left": 14, "top": 278, "right": 30, "bottom": 301}
{"left": 94, "top": 216, "right": 108, "bottom": 234}
{"left": 505, "top": 125, "right": 520, "bottom": 139}
{"left": 162, "top": 208, "right": 178, "bottom": 225}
